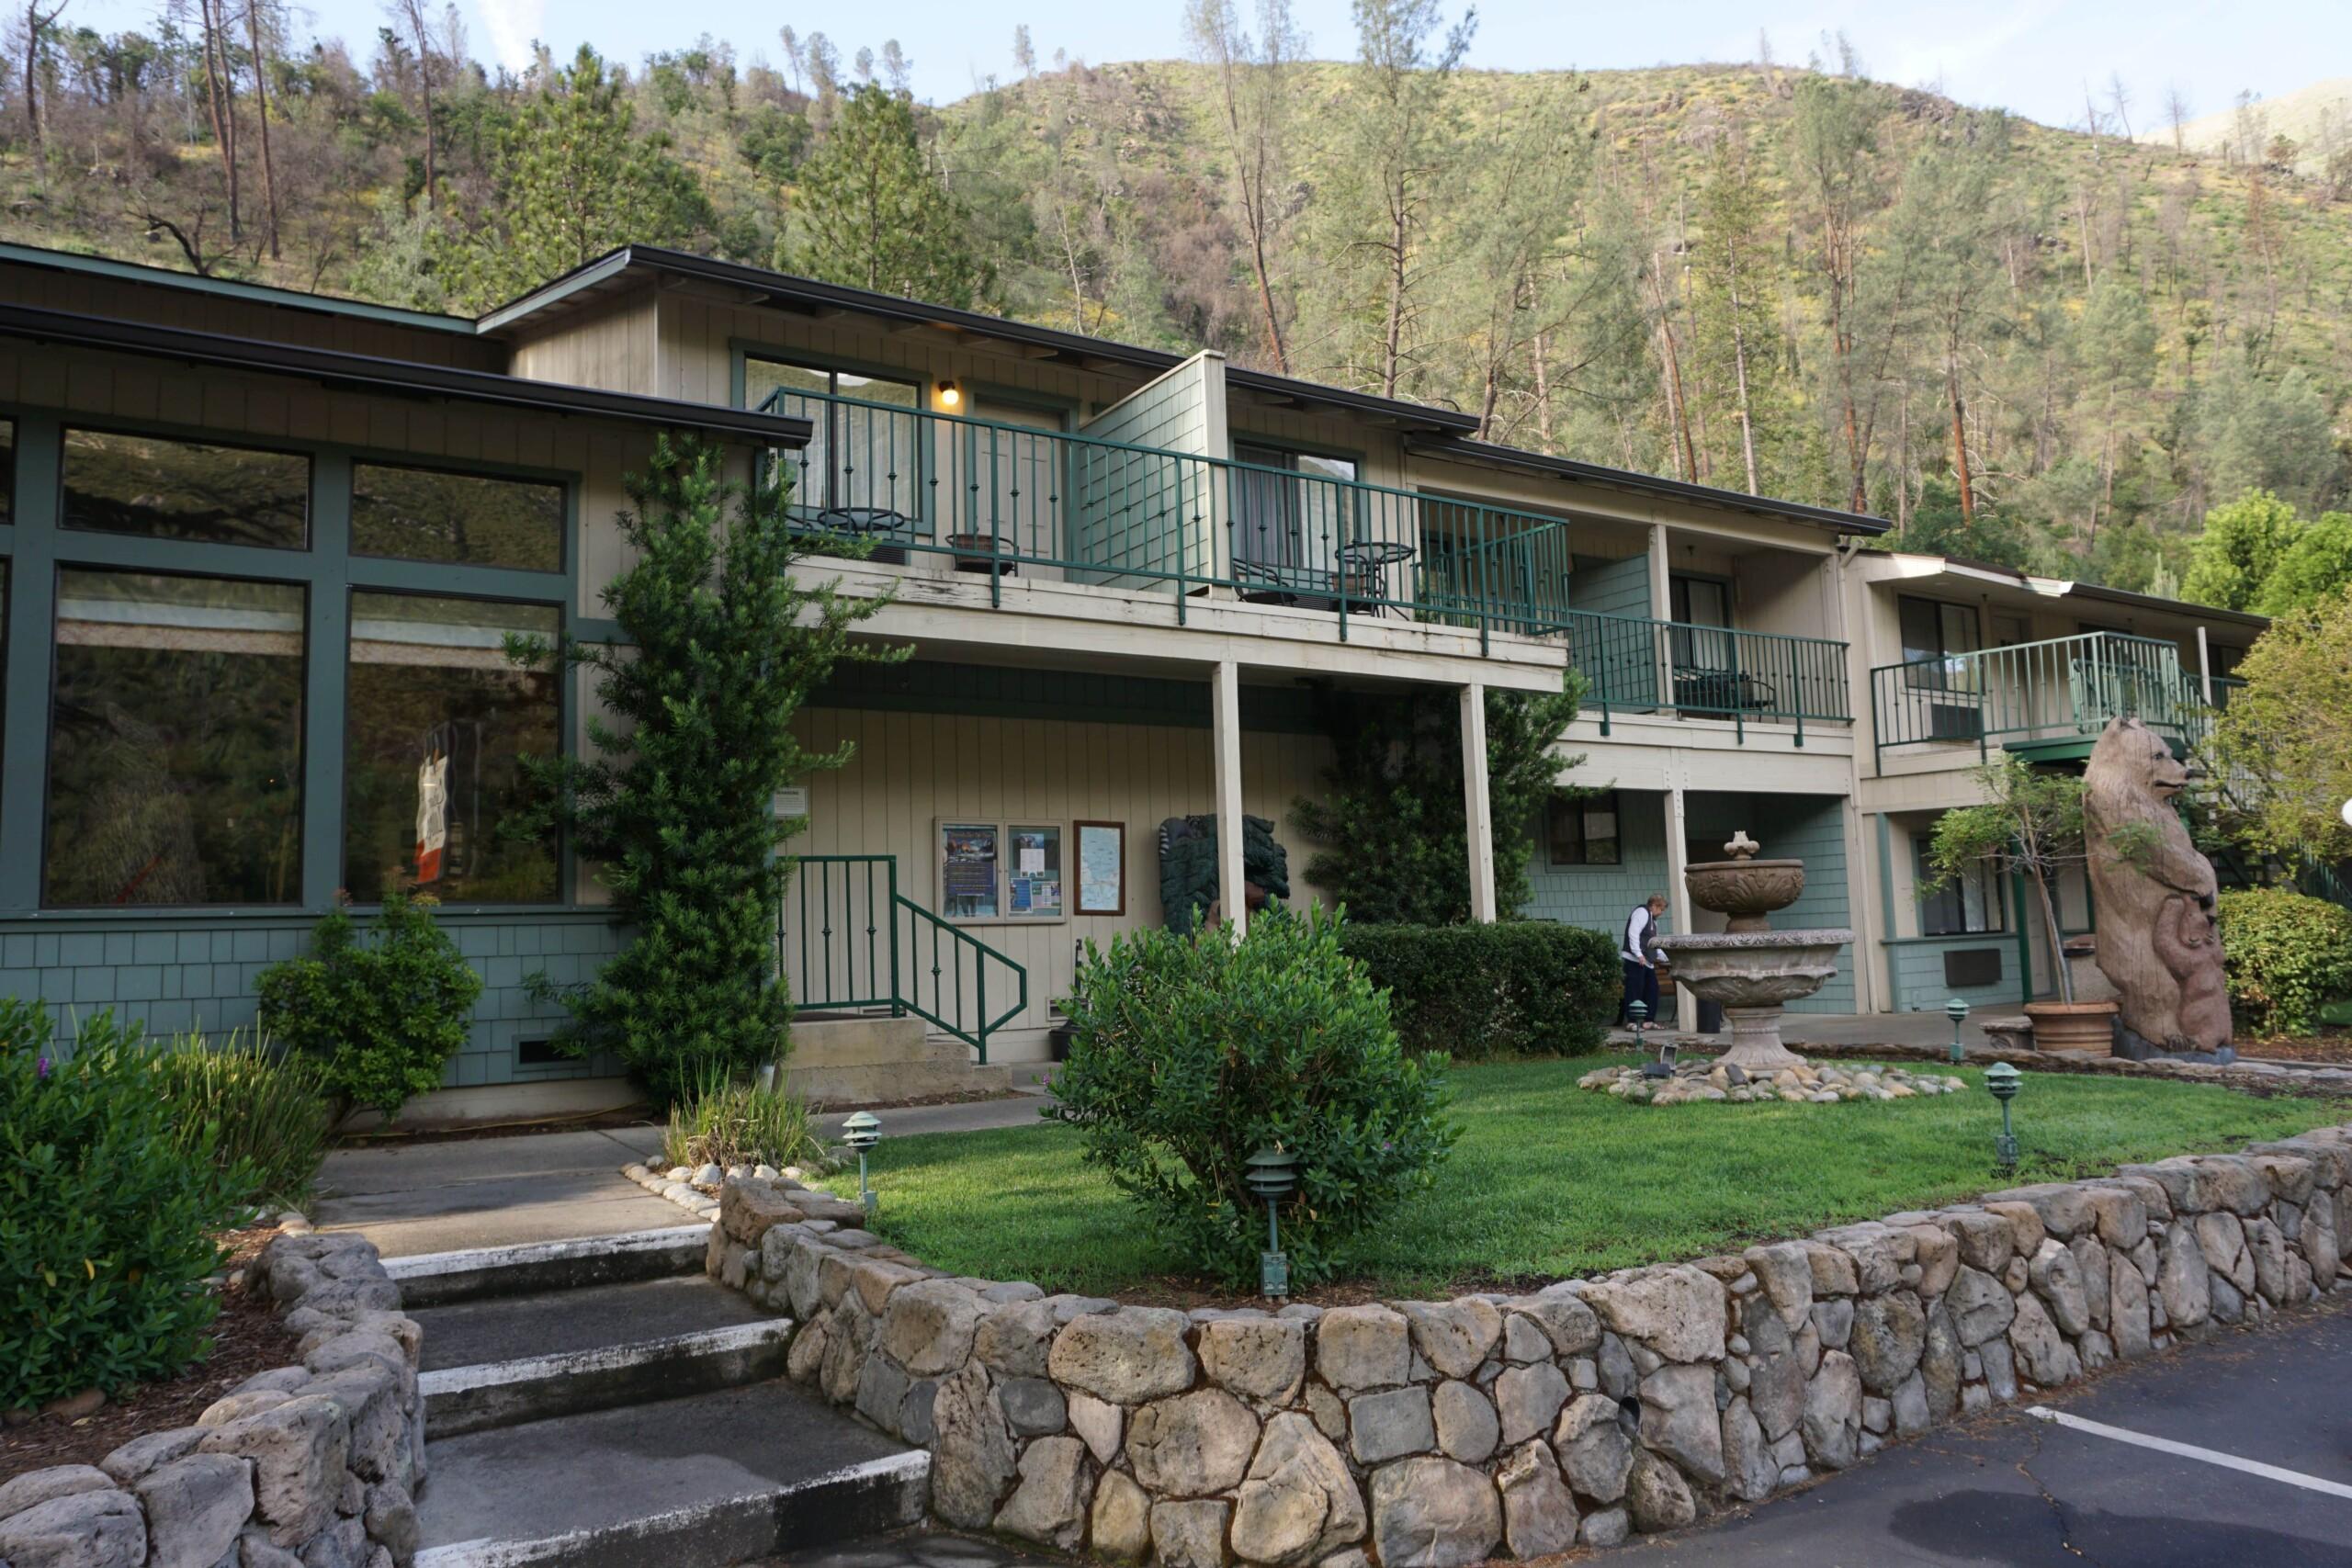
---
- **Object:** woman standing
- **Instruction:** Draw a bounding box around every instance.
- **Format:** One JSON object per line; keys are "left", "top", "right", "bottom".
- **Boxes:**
{"left": 1621, "top": 894, "right": 1667, "bottom": 1026}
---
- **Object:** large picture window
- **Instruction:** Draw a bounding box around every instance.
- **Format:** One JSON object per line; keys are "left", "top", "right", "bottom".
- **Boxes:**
{"left": 1916, "top": 836, "right": 2004, "bottom": 937}
{"left": 62, "top": 429, "right": 310, "bottom": 549}
{"left": 45, "top": 569, "right": 307, "bottom": 906}
{"left": 1232, "top": 443, "right": 1357, "bottom": 570}
{"left": 352, "top": 462, "right": 563, "bottom": 571}
{"left": 746, "top": 357, "right": 924, "bottom": 526}
{"left": 344, "top": 593, "right": 560, "bottom": 904}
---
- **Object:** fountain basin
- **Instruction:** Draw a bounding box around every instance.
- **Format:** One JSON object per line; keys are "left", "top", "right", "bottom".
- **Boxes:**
{"left": 1683, "top": 858, "right": 1806, "bottom": 934}
{"left": 1656, "top": 929, "right": 1854, "bottom": 1072}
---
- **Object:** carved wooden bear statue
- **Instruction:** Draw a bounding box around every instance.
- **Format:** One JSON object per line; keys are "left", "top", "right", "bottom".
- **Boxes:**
{"left": 2083, "top": 716, "right": 2232, "bottom": 1058}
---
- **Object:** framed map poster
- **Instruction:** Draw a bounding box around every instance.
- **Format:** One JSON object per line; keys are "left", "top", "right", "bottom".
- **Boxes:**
{"left": 1075, "top": 819, "right": 1125, "bottom": 916}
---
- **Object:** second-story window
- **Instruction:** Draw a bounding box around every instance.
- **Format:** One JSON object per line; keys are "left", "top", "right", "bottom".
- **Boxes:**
{"left": 1232, "top": 444, "right": 1355, "bottom": 570}
{"left": 747, "top": 357, "right": 924, "bottom": 527}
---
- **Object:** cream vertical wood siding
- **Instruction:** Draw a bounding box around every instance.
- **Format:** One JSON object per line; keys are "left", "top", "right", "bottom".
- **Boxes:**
{"left": 786, "top": 705, "right": 1333, "bottom": 1061}
{"left": 506, "top": 293, "right": 660, "bottom": 396}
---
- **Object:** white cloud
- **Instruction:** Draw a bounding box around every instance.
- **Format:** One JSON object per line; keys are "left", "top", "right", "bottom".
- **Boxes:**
{"left": 474, "top": 0, "right": 545, "bottom": 73}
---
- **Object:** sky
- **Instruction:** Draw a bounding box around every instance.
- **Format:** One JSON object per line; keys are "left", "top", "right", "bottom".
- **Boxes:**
{"left": 60, "top": 0, "right": 2349, "bottom": 132}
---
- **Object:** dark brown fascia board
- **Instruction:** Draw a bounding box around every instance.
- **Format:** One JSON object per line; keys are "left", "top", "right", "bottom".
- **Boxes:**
{"left": 1417, "top": 435, "right": 1894, "bottom": 536}
{"left": 480, "top": 246, "right": 1479, "bottom": 434}
{"left": 2060, "top": 579, "right": 2269, "bottom": 630}
{"left": 0, "top": 300, "right": 814, "bottom": 446}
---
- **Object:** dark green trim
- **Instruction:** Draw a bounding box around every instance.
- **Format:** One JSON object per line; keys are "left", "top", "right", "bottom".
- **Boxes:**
{"left": 808, "top": 658, "right": 1324, "bottom": 734}
{"left": 2013, "top": 870, "right": 2033, "bottom": 1003}
{"left": 0, "top": 242, "right": 477, "bottom": 333}
{"left": 0, "top": 414, "right": 61, "bottom": 913}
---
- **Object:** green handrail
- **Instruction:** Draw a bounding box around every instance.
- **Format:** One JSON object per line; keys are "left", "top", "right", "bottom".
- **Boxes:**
{"left": 779, "top": 853, "right": 1028, "bottom": 1064}
{"left": 1868, "top": 631, "right": 2199, "bottom": 772}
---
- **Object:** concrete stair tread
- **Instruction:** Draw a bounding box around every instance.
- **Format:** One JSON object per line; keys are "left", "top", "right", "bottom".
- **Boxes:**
{"left": 416, "top": 1381, "right": 922, "bottom": 1559}
{"left": 414, "top": 1273, "right": 772, "bottom": 1372}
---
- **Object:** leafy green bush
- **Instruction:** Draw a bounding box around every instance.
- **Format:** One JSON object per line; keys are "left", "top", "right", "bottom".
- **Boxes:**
{"left": 1050, "top": 908, "right": 1456, "bottom": 1286}
{"left": 0, "top": 1001, "right": 252, "bottom": 1409}
{"left": 257, "top": 892, "right": 484, "bottom": 1121}
{"left": 2219, "top": 886, "right": 2352, "bottom": 1035}
{"left": 152, "top": 1032, "right": 335, "bottom": 1209}
{"left": 1340, "top": 921, "right": 1620, "bottom": 1058}
{"left": 662, "top": 1069, "right": 825, "bottom": 1171}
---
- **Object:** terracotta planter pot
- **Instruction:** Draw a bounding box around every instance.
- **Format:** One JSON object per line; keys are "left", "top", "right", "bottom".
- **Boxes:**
{"left": 2023, "top": 999, "right": 2119, "bottom": 1052}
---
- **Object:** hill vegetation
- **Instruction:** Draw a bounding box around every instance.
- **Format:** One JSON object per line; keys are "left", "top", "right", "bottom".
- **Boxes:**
{"left": 3, "top": 4, "right": 2347, "bottom": 594}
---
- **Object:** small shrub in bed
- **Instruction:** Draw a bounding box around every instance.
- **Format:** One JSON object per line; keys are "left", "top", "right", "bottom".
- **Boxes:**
{"left": 1051, "top": 907, "right": 1455, "bottom": 1286}
{"left": 663, "top": 1069, "right": 826, "bottom": 1171}
{"left": 152, "top": 1030, "right": 336, "bottom": 1209}
{"left": 2219, "top": 886, "right": 2352, "bottom": 1036}
{"left": 1340, "top": 920, "right": 1619, "bottom": 1058}
{"left": 0, "top": 1001, "right": 253, "bottom": 1410}
{"left": 257, "top": 890, "right": 483, "bottom": 1121}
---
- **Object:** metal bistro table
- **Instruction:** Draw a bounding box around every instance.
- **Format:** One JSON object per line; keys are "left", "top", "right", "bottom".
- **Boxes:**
{"left": 798, "top": 506, "right": 912, "bottom": 565}
{"left": 1336, "top": 538, "right": 1415, "bottom": 617}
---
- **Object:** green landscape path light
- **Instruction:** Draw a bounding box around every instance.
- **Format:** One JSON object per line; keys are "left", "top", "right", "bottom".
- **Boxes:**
{"left": 1984, "top": 1062, "right": 2022, "bottom": 1172}
{"left": 842, "top": 1111, "right": 882, "bottom": 1220}
{"left": 1946, "top": 998, "right": 1971, "bottom": 1065}
{"left": 1246, "top": 1146, "right": 1298, "bottom": 1299}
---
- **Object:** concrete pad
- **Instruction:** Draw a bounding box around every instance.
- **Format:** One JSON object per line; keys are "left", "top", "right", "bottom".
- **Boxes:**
{"left": 415, "top": 1381, "right": 922, "bottom": 1560}
{"left": 323, "top": 1127, "right": 663, "bottom": 1197}
{"left": 416, "top": 1275, "right": 772, "bottom": 1371}
{"left": 317, "top": 1168, "right": 693, "bottom": 1258}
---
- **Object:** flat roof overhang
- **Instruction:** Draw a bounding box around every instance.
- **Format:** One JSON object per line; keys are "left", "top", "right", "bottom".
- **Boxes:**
{"left": 1412, "top": 435, "right": 1894, "bottom": 537}
{"left": 0, "top": 300, "right": 816, "bottom": 446}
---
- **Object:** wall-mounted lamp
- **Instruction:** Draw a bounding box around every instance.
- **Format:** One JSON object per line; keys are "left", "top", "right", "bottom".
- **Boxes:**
{"left": 936, "top": 380, "right": 963, "bottom": 411}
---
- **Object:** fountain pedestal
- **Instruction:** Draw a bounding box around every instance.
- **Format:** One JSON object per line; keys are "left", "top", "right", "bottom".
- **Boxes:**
{"left": 1655, "top": 831, "right": 1852, "bottom": 1074}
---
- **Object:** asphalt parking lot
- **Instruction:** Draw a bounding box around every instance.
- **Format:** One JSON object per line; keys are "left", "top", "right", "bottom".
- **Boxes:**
{"left": 1620, "top": 1289, "right": 2352, "bottom": 1566}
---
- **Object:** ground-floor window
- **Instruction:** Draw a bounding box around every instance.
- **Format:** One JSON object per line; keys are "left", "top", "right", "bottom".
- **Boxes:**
{"left": 1915, "top": 834, "right": 2004, "bottom": 936}
{"left": 344, "top": 593, "right": 561, "bottom": 903}
{"left": 1547, "top": 791, "right": 1622, "bottom": 866}
{"left": 45, "top": 569, "right": 308, "bottom": 905}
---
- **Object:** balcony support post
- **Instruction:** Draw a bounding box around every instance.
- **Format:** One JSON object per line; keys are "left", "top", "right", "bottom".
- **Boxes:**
{"left": 1666, "top": 782, "right": 1695, "bottom": 1029}
{"left": 1212, "top": 659, "right": 1248, "bottom": 942}
{"left": 1461, "top": 683, "right": 1498, "bottom": 924}
{"left": 2196, "top": 625, "right": 2212, "bottom": 708}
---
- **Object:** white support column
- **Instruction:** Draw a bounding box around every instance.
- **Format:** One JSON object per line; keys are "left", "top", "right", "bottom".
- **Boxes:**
{"left": 1664, "top": 781, "right": 1694, "bottom": 1028}
{"left": 1212, "top": 660, "right": 1247, "bottom": 940}
{"left": 2196, "top": 626, "right": 2213, "bottom": 707}
{"left": 1648, "top": 523, "right": 1675, "bottom": 709}
{"left": 1461, "top": 683, "right": 1498, "bottom": 923}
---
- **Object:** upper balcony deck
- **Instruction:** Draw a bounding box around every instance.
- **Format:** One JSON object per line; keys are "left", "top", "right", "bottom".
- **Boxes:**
{"left": 762, "top": 384, "right": 1853, "bottom": 738}
{"left": 1869, "top": 630, "right": 2212, "bottom": 773}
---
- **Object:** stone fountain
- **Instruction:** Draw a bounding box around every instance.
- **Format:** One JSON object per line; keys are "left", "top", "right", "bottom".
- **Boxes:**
{"left": 1656, "top": 830, "right": 1854, "bottom": 1074}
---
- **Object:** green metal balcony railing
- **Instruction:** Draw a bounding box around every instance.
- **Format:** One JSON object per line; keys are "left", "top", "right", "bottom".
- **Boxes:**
{"left": 1869, "top": 631, "right": 2202, "bottom": 772}
{"left": 778, "top": 853, "right": 1027, "bottom": 1064}
{"left": 755, "top": 386, "right": 1578, "bottom": 649}
{"left": 1562, "top": 610, "right": 1852, "bottom": 743}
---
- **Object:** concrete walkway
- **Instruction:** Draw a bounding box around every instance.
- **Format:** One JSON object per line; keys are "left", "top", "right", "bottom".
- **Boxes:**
{"left": 315, "top": 1125, "right": 685, "bottom": 1258}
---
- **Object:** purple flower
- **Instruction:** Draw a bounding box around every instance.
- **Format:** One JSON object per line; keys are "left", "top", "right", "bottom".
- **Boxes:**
{"left": 36, "top": 1055, "right": 50, "bottom": 1080}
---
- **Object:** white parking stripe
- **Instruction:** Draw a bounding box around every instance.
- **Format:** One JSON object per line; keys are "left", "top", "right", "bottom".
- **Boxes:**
{"left": 2026, "top": 1405, "right": 2352, "bottom": 1500}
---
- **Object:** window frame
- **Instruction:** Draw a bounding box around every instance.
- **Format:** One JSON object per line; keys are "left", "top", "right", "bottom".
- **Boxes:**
{"left": 739, "top": 348, "right": 931, "bottom": 531}
{"left": 1914, "top": 833, "right": 2006, "bottom": 937}
{"left": 58, "top": 423, "right": 315, "bottom": 552}
{"left": 0, "top": 407, "right": 576, "bottom": 919}
{"left": 1546, "top": 790, "right": 1623, "bottom": 868}
{"left": 349, "top": 457, "right": 570, "bottom": 574}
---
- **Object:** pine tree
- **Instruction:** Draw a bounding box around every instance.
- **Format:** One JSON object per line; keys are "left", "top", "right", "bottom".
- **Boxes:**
{"left": 513, "top": 437, "right": 906, "bottom": 1104}
{"left": 792, "top": 83, "right": 992, "bottom": 308}
{"left": 442, "top": 46, "right": 710, "bottom": 308}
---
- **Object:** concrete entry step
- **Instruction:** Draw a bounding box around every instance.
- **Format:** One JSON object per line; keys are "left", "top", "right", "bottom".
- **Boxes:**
{"left": 415, "top": 1275, "right": 792, "bottom": 1435}
{"left": 388, "top": 1224, "right": 710, "bottom": 1307}
{"left": 785, "top": 1015, "right": 1015, "bottom": 1105}
{"left": 413, "top": 1381, "right": 927, "bottom": 1568}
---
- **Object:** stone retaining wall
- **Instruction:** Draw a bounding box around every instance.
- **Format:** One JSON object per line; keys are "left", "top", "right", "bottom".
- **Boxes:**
{"left": 0, "top": 1232, "right": 424, "bottom": 1568}
{"left": 710, "top": 1122, "right": 2352, "bottom": 1565}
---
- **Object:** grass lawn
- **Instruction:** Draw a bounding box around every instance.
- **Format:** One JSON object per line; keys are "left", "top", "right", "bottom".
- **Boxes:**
{"left": 822, "top": 1055, "right": 2351, "bottom": 1298}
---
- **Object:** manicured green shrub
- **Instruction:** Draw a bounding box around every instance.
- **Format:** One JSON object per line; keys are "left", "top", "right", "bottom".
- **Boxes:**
{"left": 662, "top": 1069, "right": 826, "bottom": 1171}
{"left": 0, "top": 1001, "right": 252, "bottom": 1410}
{"left": 2218, "top": 886, "right": 2352, "bottom": 1036}
{"left": 1050, "top": 908, "right": 1455, "bottom": 1286}
{"left": 257, "top": 891, "right": 484, "bottom": 1121}
{"left": 152, "top": 1031, "right": 335, "bottom": 1208}
{"left": 1340, "top": 920, "right": 1620, "bottom": 1058}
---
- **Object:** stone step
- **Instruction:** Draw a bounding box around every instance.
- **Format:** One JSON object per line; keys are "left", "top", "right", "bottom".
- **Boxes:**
{"left": 386, "top": 1224, "right": 710, "bottom": 1308}
{"left": 414, "top": 1275, "right": 793, "bottom": 1435}
{"left": 413, "top": 1382, "right": 928, "bottom": 1568}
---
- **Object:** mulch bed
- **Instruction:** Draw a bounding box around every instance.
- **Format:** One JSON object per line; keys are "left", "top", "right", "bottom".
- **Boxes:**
{"left": 337, "top": 1107, "right": 656, "bottom": 1147}
{"left": 811, "top": 1089, "right": 1030, "bottom": 1113}
{"left": 2239, "top": 1028, "right": 2352, "bottom": 1066}
{"left": 0, "top": 1224, "right": 306, "bottom": 1485}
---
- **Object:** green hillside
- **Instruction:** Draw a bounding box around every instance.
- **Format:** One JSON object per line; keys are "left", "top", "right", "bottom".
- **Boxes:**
{"left": 1, "top": 19, "right": 2345, "bottom": 587}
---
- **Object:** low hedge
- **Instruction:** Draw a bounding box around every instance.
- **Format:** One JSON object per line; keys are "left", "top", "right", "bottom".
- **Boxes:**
{"left": 1340, "top": 919, "right": 1619, "bottom": 1058}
